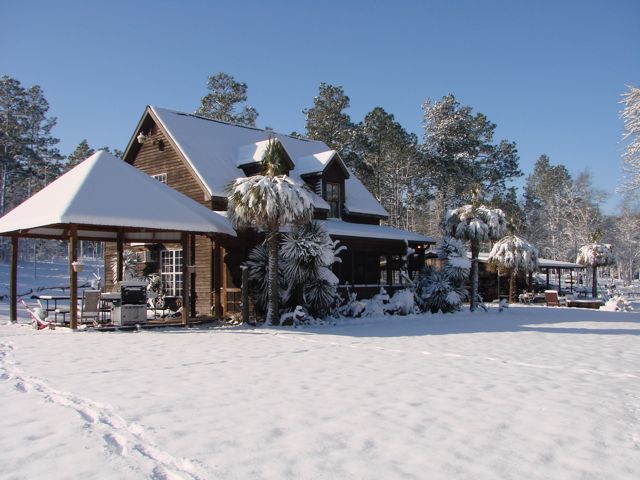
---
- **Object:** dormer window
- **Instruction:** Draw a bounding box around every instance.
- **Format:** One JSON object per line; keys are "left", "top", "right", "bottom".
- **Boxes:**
{"left": 325, "top": 182, "right": 340, "bottom": 218}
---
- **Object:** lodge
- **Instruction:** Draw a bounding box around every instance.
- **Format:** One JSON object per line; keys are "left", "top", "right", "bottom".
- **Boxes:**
{"left": 110, "top": 106, "right": 435, "bottom": 318}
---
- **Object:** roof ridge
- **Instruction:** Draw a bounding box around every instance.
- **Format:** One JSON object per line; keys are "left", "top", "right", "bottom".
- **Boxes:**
{"left": 152, "top": 106, "right": 316, "bottom": 143}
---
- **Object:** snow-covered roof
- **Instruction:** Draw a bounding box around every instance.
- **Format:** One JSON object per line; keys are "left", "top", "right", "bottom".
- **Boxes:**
{"left": 477, "top": 253, "right": 583, "bottom": 269}
{"left": 318, "top": 219, "right": 435, "bottom": 243}
{"left": 149, "top": 107, "right": 383, "bottom": 217}
{"left": 0, "top": 150, "right": 236, "bottom": 241}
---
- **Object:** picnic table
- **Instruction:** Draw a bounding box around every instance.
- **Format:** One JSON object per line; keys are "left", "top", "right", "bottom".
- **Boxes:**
{"left": 566, "top": 298, "right": 603, "bottom": 309}
{"left": 37, "top": 294, "right": 70, "bottom": 322}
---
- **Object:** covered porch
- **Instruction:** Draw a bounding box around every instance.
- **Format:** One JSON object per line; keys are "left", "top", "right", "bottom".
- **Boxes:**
{"left": 0, "top": 151, "right": 235, "bottom": 328}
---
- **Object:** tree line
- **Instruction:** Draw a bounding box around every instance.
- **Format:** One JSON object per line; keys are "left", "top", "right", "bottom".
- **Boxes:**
{"left": 2, "top": 72, "right": 639, "bottom": 283}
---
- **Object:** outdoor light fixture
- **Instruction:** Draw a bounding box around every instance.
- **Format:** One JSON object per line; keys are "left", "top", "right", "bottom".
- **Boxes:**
{"left": 137, "top": 132, "right": 147, "bottom": 144}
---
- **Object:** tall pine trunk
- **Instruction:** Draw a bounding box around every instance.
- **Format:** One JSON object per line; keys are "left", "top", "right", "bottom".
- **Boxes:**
{"left": 509, "top": 270, "right": 516, "bottom": 303}
{"left": 470, "top": 240, "right": 479, "bottom": 311}
{"left": 266, "top": 229, "right": 279, "bottom": 325}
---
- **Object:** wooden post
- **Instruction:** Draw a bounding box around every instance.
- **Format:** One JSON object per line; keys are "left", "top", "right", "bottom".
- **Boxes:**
{"left": 190, "top": 235, "right": 196, "bottom": 318}
{"left": 557, "top": 268, "right": 562, "bottom": 294}
{"left": 181, "top": 233, "right": 191, "bottom": 326}
{"left": 10, "top": 236, "right": 18, "bottom": 323}
{"left": 546, "top": 269, "right": 550, "bottom": 289}
{"left": 116, "top": 231, "right": 124, "bottom": 283}
{"left": 69, "top": 226, "right": 78, "bottom": 330}
{"left": 212, "top": 242, "right": 222, "bottom": 318}
{"left": 241, "top": 266, "right": 249, "bottom": 324}
{"left": 570, "top": 270, "right": 573, "bottom": 293}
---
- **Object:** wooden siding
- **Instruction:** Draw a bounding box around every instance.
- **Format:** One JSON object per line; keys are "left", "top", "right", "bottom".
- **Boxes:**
{"left": 131, "top": 125, "right": 209, "bottom": 205}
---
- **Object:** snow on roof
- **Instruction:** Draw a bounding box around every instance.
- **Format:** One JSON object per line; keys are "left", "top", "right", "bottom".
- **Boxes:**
{"left": 236, "top": 139, "right": 272, "bottom": 166}
{"left": 0, "top": 150, "right": 236, "bottom": 240}
{"left": 344, "top": 172, "right": 389, "bottom": 218}
{"left": 477, "top": 253, "right": 583, "bottom": 269}
{"left": 319, "top": 219, "right": 435, "bottom": 243}
{"left": 150, "top": 107, "right": 381, "bottom": 217}
{"left": 295, "top": 150, "right": 337, "bottom": 175}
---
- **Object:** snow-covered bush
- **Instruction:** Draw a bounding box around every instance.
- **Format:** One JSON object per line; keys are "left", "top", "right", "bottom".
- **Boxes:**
{"left": 437, "top": 236, "right": 470, "bottom": 283}
{"left": 387, "top": 289, "right": 417, "bottom": 315}
{"left": 246, "top": 221, "right": 344, "bottom": 320}
{"left": 417, "top": 268, "right": 466, "bottom": 314}
{"left": 280, "top": 221, "right": 344, "bottom": 317}
{"left": 600, "top": 295, "right": 633, "bottom": 312}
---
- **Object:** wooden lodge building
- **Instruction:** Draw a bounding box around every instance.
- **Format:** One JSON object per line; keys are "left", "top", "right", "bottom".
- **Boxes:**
{"left": 107, "top": 106, "right": 434, "bottom": 318}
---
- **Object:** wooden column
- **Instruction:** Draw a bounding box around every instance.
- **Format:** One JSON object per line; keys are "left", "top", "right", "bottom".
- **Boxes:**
{"left": 241, "top": 266, "right": 249, "bottom": 324}
{"left": 181, "top": 233, "right": 191, "bottom": 326}
{"left": 116, "top": 231, "right": 124, "bottom": 283}
{"left": 213, "top": 242, "right": 222, "bottom": 318}
{"left": 190, "top": 235, "right": 196, "bottom": 318}
{"left": 10, "top": 236, "right": 18, "bottom": 323}
{"left": 546, "top": 269, "right": 550, "bottom": 289}
{"left": 69, "top": 226, "right": 78, "bottom": 329}
{"left": 570, "top": 270, "right": 573, "bottom": 292}
{"left": 557, "top": 268, "right": 562, "bottom": 293}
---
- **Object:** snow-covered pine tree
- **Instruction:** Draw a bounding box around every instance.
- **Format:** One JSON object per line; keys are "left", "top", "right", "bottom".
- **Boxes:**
{"left": 620, "top": 85, "right": 640, "bottom": 191}
{"left": 488, "top": 235, "right": 538, "bottom": 303}
{"left": 196, "top": 72, "right": 258, "bottom": 127}
{"left": 422, "top": 94, "right": 521, "bottom": 224}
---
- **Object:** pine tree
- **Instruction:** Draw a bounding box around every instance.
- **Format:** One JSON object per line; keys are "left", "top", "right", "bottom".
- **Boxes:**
{"left": 620, "top": 85, "right": 640, "bottom": 191}
{"left": 196, "top": 72, "right": 258, "bottom": 127}
{"left": 0, "top": 75, "right": 61, "bottom": 216}
{"left": 66, "top": 139, "right": 94, "bottom": 170}
{"left": 422, "top": 94, "right": 521, "bottom": 224}
{"left": 303, "top": 83, "right": 355, "bottom": 155}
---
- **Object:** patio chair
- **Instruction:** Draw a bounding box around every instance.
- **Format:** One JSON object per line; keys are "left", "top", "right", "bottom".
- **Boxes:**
{"left": 80, "top": 290, "right": 101, "bottom": 325}
{"left": 544, "top": 290, "right": 566, "bottom": 307}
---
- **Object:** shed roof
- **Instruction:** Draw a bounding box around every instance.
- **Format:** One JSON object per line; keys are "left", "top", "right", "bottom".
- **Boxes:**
{"left": 0, "top": 150, "right": 236, "bottom": 241}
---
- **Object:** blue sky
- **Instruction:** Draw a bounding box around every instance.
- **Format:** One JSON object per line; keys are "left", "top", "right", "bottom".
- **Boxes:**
{"left": 2, "top": 0, "right": 638, "bottom": 213}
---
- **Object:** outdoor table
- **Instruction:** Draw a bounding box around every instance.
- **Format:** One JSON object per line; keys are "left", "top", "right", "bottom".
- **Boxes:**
{"left": 37, "top": 294, "right": 70, "bottom": 321}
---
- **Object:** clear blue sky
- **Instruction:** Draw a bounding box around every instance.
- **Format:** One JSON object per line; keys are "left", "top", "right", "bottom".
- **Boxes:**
{"left": 2, "top": 0, "right": 638, "bottom": 213}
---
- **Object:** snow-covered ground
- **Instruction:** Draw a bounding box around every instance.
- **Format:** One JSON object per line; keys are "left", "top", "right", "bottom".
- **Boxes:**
{"left": 1, "top": 261, "right": 639, "bottom": 479}
{"left": 2, "top": 306, "right": 639, "bottom": 479}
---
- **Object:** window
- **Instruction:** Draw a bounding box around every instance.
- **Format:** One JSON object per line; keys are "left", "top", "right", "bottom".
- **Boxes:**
{"left": 152, "top": 173, "right": 168, "bottom": 184}
{"left": 325, "top": 182, "right": 340, "bottom": 218}
{"left": 160, "top": 249, "right": 183, "bottom": 296}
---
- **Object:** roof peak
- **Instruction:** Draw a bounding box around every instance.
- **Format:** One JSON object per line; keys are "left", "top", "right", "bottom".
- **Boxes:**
{"left": 150, "top": 106, "right": 316, "bottom": 143}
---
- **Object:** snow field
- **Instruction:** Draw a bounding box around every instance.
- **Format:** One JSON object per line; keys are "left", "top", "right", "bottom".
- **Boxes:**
{"left": 1, "top": 305, "right": 639, "bottom": 479}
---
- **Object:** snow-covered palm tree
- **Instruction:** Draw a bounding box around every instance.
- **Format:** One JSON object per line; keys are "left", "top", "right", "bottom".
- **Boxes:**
{"left": 445, "top": 202, "right": 507, "bottom": 311}
{"left": 576, "top": 243, "right": 614, "bottom": 298}
{"left": 489, "top": 235, "right": 538, "bottom": 303}
{"left": 227, "top": 139, "right": 314, "bottom": 324}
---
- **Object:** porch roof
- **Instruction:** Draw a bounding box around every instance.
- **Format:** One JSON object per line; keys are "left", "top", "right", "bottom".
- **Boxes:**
{"left": 477, "top": 253, "right": 583, "bottom": 269}
{"left": 0, "top": 150, "right": 237, "bottom": 241}
{"left": 319, "top": 219, "right": 435, "bottom": 244}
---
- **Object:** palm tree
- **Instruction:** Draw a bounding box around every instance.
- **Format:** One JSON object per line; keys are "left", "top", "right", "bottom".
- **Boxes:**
{"left": 227, "top": 139, "right": 314, "bottom": 324}
{"left": 445, "top": 196, "right": 507, "bottom": 311}
{"left": 489, "top": 235, "right": 538, "bottom": 303}
{"left": 576, "top": 242, "right": 614, "bottom": 298}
